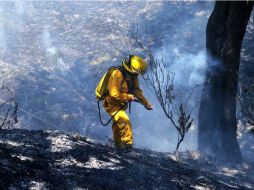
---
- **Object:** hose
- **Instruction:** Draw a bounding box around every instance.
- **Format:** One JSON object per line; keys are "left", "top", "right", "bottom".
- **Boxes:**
{"left": 97, "top": 99, "right": 144, "bottom": 126}
{"left": 97, "top": 101, "right": 127, "bottom": 126}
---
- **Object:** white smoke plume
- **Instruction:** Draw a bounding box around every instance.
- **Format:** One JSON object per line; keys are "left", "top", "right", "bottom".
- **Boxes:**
{"left": 0, "top": 1, "right": 214, "bottom": 153}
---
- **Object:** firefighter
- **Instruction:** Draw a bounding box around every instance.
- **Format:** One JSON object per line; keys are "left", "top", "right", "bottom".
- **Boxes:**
{"left": 103, "top": 55, "right": 153, "bottom": 150}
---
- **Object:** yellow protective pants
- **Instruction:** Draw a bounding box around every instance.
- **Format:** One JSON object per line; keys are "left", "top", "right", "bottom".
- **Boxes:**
{"left": 104, "top": 105, "right": 133, "bottom": 148}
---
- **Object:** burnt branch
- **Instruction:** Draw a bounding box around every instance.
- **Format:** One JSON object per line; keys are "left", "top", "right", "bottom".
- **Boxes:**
{"left": 0, "top": 87, "right": 18, "bottom": 129}
{"left": 131, "top": 25, "right": 195, "bottom": 161}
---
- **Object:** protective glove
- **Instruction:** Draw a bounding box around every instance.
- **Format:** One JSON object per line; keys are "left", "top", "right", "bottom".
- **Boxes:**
{"left": 128, "top": 94, "right": 136, "bottom": 102}
{"left": 145, "top": 102, "right": 153, "bottom": 110}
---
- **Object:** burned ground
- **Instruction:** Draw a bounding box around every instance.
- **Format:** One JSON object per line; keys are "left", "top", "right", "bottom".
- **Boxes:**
{"left": 0, "top": 129, "right": 253, "bottom": 190}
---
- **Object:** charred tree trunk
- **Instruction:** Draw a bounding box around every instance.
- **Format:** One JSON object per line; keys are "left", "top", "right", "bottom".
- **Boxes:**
{"left": 198, "top": 1, "right": 253, "bottom": 164}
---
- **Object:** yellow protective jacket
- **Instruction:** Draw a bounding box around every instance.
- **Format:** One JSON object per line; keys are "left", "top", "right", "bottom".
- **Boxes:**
{"left": 104, "top": 69, "right": 149, "bottom": 110}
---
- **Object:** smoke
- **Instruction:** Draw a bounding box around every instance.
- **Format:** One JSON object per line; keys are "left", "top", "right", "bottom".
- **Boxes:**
{"left": 0, "top": 1, "right": 215, "bottom": 152}
{"left": 0, "top": 6, "right": 6, "bottom": 49}
{"left": 42, "top": 26, "right": 52, "bottom": 52}
{"left": 170, "top": 50, "right": 207, "bottom": 87}
{"left": 41, "top": 26, "right": 69, "bottom": 74}
{"left": 132, "top": 50, "right": 207, "bottom": 152}
{"left": 14, "top": 1, "right": 24, "bottom": 15}
{"left": 0, "top": 23, "right": 5, "bottom": 49}
{"left": 130, "top": 2, "right": 213, "bottom": 152}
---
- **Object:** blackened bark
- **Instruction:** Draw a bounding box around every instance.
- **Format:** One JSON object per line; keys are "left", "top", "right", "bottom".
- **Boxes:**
{"left": 198, "top": 1, "right": 253, "bottom": 164}
{"left": 198, "top": 1, "right": 230, "bottom": 158}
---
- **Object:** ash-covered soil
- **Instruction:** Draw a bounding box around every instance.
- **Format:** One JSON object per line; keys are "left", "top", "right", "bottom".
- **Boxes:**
{"left": 0, "top": 129, "right": 254, "bottom": 190}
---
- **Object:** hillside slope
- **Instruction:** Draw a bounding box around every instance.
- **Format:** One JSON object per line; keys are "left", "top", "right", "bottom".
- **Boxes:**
{"left": 0, "top": 129, "right": 254, "bottom": 190}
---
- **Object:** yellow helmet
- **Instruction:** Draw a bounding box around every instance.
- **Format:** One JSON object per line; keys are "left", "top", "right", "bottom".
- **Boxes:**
{"left": 122, "top": 55, "right": 147, "bottom": 75}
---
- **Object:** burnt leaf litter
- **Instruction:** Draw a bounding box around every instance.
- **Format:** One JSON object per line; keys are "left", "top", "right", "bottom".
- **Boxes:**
{"left": 0, "top": 1, "right": 254, "bottom": 189}
{"left": 0, "top": 129, "right": 253, "bottom": 190}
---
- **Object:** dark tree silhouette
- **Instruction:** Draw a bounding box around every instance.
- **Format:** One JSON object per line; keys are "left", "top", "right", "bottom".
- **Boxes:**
{"left": 198, "top": 1, "right": 253, "bottom": 164}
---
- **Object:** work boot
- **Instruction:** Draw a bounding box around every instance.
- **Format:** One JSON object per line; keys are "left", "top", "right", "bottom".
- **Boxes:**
{"left": 114, "top": 145, "right": 125, "bottom": 156}
{"left": 114, "top": 144, "right": 132, "bottom": 155}
{"left": 123, "top": 144, "right": 133, "bottom": 153}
